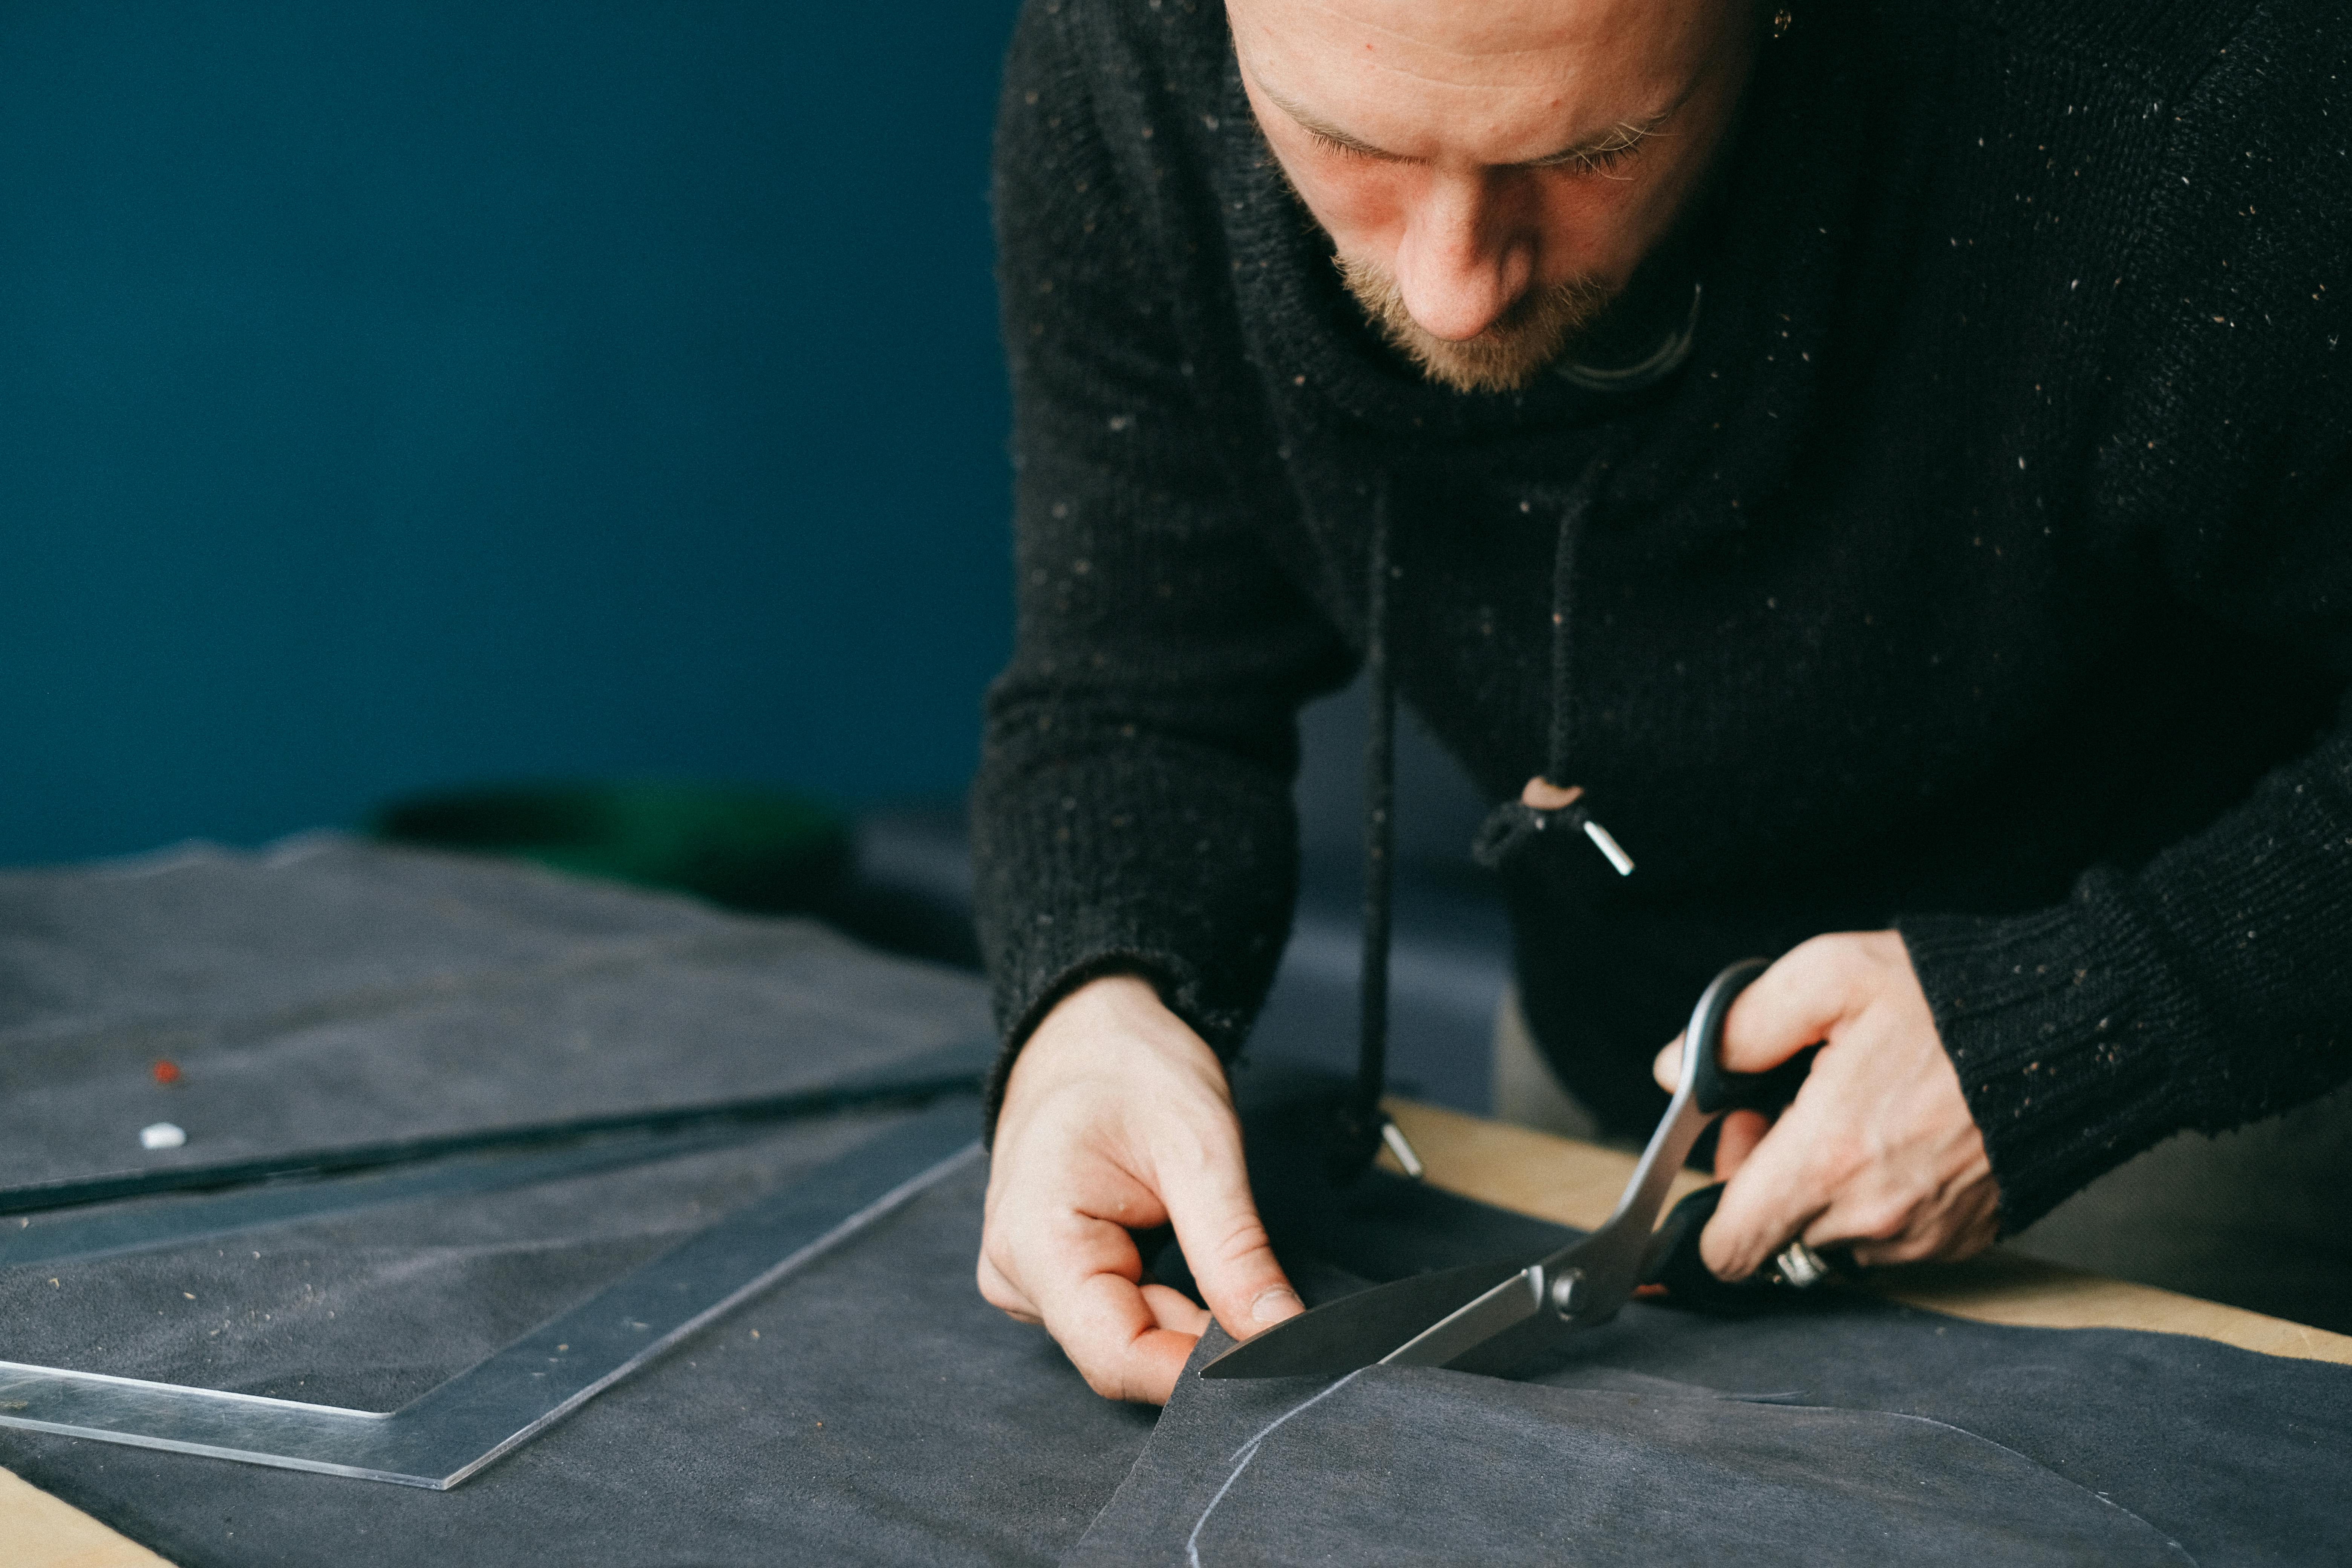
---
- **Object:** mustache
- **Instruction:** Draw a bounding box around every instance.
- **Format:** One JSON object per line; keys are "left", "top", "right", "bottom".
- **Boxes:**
{"left": 1334, "top": 255, "right": 1617, "bottom": 395}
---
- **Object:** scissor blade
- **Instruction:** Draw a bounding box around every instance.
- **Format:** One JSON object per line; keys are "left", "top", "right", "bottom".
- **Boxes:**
{"left": 1196, "top": 1260, "right": 1527, "bottom": 1380}
{"left": 1378, "top": 1265, "right": 1545, "bottom": 1368}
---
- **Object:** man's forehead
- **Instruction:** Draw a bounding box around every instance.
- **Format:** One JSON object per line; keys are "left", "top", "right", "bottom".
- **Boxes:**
{"left": 1233, "top": 0, "right": 1645, "bottom": 64}
{"left": 1228, "top": 0, "right": 1725, "bottom": 159}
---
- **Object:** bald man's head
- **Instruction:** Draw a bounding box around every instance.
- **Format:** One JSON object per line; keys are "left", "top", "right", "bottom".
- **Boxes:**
{"left": 1228, "top": 0, "right": 1759, "bottom": 390}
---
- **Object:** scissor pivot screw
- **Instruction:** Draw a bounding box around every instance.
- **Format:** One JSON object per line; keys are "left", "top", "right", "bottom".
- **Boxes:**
{"left": 1549, "top": 1268, "right": 1589, "bottom": 1317}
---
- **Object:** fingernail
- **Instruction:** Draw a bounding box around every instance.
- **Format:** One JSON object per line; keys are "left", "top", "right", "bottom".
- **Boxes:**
{"left": 1250, "top": 1286, "right": 1302, "bottom": 1324}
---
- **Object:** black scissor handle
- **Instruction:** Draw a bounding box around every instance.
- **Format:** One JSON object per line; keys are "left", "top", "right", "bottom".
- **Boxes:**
{"left": 1641, "top": 1183, "right": 1783, "bottom": 1309}
{"left": 1644, "top": 961, "right": 1843, "bottom": 1310}
{"left": 1684, "top": 957, "right": 1822, "bottom": 1116}
{"left": 1642, "top": 1181, "right": 1854, "bottom": 1309}
{"left": 1642, "top": 1182, "right": 1744, "bottom": 1303}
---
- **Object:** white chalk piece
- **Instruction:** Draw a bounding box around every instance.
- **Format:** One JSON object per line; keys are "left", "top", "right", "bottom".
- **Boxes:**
{"left": 139, "top": 1122, "right": 187, "bottom": 1151}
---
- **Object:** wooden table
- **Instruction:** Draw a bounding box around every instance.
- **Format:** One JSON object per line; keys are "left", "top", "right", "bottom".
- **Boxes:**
{"left": 11, "top": 1099, "right": 2349, "bottom": 1565}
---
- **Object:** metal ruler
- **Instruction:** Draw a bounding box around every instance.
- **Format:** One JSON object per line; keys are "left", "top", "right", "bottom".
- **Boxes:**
{"left": 0, "top": 1095, "right": 980, "bottom": 1488}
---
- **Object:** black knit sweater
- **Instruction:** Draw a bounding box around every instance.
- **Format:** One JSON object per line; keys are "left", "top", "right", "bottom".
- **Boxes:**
{"left": 973, "top": 0, "right": 2352, "bottom": 1230}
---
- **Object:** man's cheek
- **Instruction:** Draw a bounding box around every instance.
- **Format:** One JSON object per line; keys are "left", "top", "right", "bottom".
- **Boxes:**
{"left": 1528, "top": 175, "right": 1660, "bottom": 283}
{"left": 1271, "top": 156, "right": 1407, "bottom": 245}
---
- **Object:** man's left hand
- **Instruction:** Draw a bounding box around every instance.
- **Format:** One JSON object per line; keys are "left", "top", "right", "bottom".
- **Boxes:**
{"left": 1652, "top": 931, "right": 2000, "bottom": 1279}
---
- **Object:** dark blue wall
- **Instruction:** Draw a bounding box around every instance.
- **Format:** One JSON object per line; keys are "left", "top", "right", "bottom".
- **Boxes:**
{"left": 0, "top": 1, "right": 1022, "bottom": 867}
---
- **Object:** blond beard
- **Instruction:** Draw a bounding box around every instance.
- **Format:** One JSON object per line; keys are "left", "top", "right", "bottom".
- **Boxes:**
{"left": 1335, "top": 254, "right": 1617, "bottom": 395}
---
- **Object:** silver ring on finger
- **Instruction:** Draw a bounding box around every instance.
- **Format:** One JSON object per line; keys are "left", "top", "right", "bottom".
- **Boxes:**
{"left": 1771, "top": 1238, "right": 1834, "bottom": 1289}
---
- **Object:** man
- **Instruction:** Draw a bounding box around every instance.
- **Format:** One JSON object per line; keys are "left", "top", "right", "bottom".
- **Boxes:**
{"left": 972, "top": 0, "right": 2352, "bottom": 1403}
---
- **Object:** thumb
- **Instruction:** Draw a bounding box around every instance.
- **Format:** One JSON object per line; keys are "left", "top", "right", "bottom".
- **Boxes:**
{"left": 1159, "top": 1153, "right": 1301, "bottom": 1341}
{"left": 1656, "top": 945, "right": 1845, "bottom": 1092}
{"left": 1717, "top": 945, "right": 1855, "bottom": 1074}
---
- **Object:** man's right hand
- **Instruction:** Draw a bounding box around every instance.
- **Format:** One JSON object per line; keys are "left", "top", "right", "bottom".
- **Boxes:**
{"left": 978, "top": 974, "right": 1303, "bottom": 1403}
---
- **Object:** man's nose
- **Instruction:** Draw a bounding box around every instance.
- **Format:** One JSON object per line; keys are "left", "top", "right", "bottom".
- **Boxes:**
{"left": 1391, "top": 172, "right": 1534, "bottom": 342}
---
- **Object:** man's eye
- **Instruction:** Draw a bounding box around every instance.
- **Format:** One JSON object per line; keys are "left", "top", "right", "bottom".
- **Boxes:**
{"left": 1308, "top": 130, "right": 1376, "bottom": 161}
{"left": 1535, "top": 124, "right": 1655, "bottom": 179}
{"left": 1547, "top": 145, "right": 1638, "bottom": 179}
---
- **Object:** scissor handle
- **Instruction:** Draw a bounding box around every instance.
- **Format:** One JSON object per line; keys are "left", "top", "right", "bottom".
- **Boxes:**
{"left": 1642, "top": 1182, "right": 1742, "bottom": 1303}
{"left": 1684, "top": 957, "right": 1815, "bottom": 1116}
{"left": 1540, "top": 960, "right": 1800, "bottom": 1313}
{"left": 1645, "top": 959, "right": 1839, "bottom": 1309}
{"left": 1642, "top": 1182, "right": 1853, "bottom": 1308}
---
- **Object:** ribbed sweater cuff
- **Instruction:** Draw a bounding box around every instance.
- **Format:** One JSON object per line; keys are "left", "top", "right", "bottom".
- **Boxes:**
{"left": 1897, "top": 884, "right": 2208, "bottom": 1233}
{"left": 972, "top": 752, "right": 1298, "bottom": 1140}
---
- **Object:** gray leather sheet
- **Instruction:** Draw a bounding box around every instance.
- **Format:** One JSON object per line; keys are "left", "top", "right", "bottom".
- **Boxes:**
{"left": 0, "top": 1145, "right": 1155, "bottom": 1566}
{"left": 0, "top": 838, "right": 1148, "bottom": 1562}
{"left": 1078, "top": 1352, "right": 2193, "bottom": 1566}
{"left": 0, "top": 1104, "right": 928, "bottom": 1405}
{"left": 2, "top": 842, "right": 2346, "bottom": 1564}
{"left": 1092, "top": 1102, "right": 2352, "bottom": 1566}
{"left": 0, "top": 835, "right": 989, "bottom": 1194}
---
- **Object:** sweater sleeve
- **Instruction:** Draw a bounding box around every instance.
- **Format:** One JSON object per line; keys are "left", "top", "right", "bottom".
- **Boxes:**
{"left": 1900, "top": 9, "right": 2352, "bottom": 1231}
{"left": 973, "top": 0, "right": 1353, "bottom": 1124}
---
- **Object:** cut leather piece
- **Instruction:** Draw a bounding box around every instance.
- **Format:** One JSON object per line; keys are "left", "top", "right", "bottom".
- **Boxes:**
{"left": 1086, "top": 1077, "right": 2352, "bottom": 1568}
{"left": 1070, "top": 1261, "right": 2352, "bottom": 1567}
{"left": 1072, "top": 1344, "right": 2191, "bottom": 1566}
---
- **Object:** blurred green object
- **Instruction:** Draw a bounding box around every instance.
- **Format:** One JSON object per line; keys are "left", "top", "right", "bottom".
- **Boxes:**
{"left": 374, "top": 781, "right": 852, "bottom": 915}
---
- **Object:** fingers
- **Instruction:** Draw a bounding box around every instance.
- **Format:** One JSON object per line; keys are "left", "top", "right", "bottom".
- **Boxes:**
{"left": 984, "top": 1153, "right": 1199, "bottom": 1401}
{"left": 984, "top": 1149, "right": 1267, "bottom": 1403}
{"left": 1695, "top": 933, "right": 2001, "bottom": 1280}
{"left": 1713, "top": 1109, "right": 1769, "bottom": 1179}
{"left": 1141, "top": 1283, "right": 1212, "bottom": 1336}
{"left": 1715, "top": 941, "right": 1865, "bottom": 1073}
{"left": 1652, "top": 1033, "right": 1684, "bottom": 1092}
{"left": 1657, "top": 936, "right": 1860, "bottom": 1097}
{"left": 1157, "top": 1132, "right": 1302, "bottom": 1340}
{"left": 1660, "top": 1036, "right": 1775, "bottom": 1183}
{"left": 1694, "top": 940, "right": 1876, "bottom": 1276}
{"left": 1702, "top": 1100, "right": 1831, "bottom": 1279}
{"left": 975, "top": 1252, "right": 1041, "bottom": 1325}
{"left": 977, "top": 972, "right": 1294, "bottom": 1404}
{"left": 1519, "top": 778, "right": 1584, "bottom": 811}
{"left": 985, "top": 1166, "right": 1284, "bottom": 1404}
{"left": 1034, "top": 1247, "right": 1203, "bottom": 1403}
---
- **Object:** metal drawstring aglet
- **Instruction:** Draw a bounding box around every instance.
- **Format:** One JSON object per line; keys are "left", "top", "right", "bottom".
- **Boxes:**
{"left": 1580, "top": 816, "right": 1635, "bottom": 876}
{"left": 1379, "top": 1117, "right": 1426, "bottom": 1180}
{"left": 1472, "top": 782, "right": 1637, "bottom": 880}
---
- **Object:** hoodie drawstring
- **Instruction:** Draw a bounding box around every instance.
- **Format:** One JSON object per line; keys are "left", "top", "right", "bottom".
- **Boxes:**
{"left": 1331, "top": 453, "right": 1635, "bottom": 1185}
{"left": 1471, "top": 455, "right": 1638, "bottom": 878}
{"left": 1329, "top": 483, "right": 1421, "bottom": 1181}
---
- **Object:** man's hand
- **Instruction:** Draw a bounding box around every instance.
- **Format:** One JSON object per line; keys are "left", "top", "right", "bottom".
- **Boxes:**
{"left": 1652, "top": 932, "right": 2000, "bottom": 1279}
{"left": 979, "top": 974, "right": 1303, "bottom": 1403}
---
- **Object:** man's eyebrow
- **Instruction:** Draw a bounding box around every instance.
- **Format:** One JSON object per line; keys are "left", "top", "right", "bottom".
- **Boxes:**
{"left": 1520, "top": 113, "right": 1669, "bottom": 167}
{"left": 1261, "top": 86, "right": 1402, "bottom": 159}
{"left": 1260, "top": 78, "right": 1694, "bottom": 169}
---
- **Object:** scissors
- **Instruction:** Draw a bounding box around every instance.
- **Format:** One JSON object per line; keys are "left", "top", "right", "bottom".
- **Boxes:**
{"left": 1201, "top": 958, "right": 1841, "bottom": 1382}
